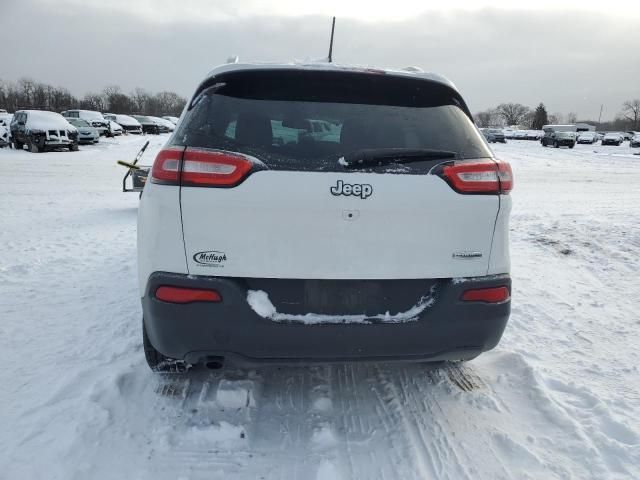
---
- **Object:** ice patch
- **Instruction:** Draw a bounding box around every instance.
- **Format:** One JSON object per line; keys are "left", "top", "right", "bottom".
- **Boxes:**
{"left": 312, "top": 397, "right": 333, "bottom": 412}
{"left": 311, "top": 423, "right": 339, "bottom": 449}
{"left": 316, "top": 459, "right": 341, "bottom": 480}
{"left": 246, "top": 287, "right": 435, "bottom": 324}
{"left": 173, "top": 421, "right": 246, "bottom": 448}
{"left": 216, "top": 379, "right": 255, "bottom": 409}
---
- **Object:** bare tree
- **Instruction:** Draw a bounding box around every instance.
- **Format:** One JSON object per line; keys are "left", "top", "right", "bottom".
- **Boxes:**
{"left": 18, "top": 78, "right": 36, "bottom": 108}
{"left": 549, "top": 112, "right": 564, "bottom": 124}
{"left": 567, "top": 112, "right": 578, "bottom": 123}
{"left": 130, "top": 88, "right": 151, "bottom": 113}
{"left": 495, "top": 103, "right": 531, "bottom": 126}
{"left": 81, "top": 93, "right": 106, "bottom": 111}
{"left": 474, "top": 109, "right": 499, "bottom": 127}
{"left": 622, "top": 99, "right": 640, "bottom": 130}
{"left": 0, "top": 77, "right": 186, "bottom": 116}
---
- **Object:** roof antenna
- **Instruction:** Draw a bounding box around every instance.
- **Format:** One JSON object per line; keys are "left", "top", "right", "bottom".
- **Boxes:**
{"left": 328, "top": 17, "right": 336, "bottom": 62}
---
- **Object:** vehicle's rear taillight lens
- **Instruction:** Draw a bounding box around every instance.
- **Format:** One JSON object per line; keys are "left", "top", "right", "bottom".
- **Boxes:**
{"left": 155, "top": 286, "right": 222, "bottom": 304}
{"left": 181, "top": 148, "right": 253, "bottom": 187}
{"left": 151, "top": 147, "right": 183, "bottom": 185}
{"left": 440, "top": 159, "right": 513, "bottom": 194}
{"left": 496, "top": 161, "right": 513, "bottom": 193}
{"left": 461, "top": 286, "right": 510, "bottom": 303}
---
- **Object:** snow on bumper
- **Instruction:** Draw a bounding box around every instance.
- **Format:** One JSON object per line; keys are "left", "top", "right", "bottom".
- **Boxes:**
{"left": 246, "top": 288, "right": 436, "bottom": 325}
{"left": 142, "top": 272, "right": 511, "bottom": 365}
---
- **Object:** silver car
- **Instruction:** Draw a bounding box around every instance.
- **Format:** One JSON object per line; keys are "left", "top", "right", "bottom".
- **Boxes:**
{"left": 67, "top": 118, "right": 100, "bottom": 144}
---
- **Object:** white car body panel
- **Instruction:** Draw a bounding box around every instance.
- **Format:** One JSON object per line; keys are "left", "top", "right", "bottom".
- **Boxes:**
{"left": 137, "top": 184, "right": 188, "bottom": 292}
{"left": 180, "top": 170, "right": 500, "bottom": 280}
{"left": 487, "top": 196, "right": 511, "bottom": 275}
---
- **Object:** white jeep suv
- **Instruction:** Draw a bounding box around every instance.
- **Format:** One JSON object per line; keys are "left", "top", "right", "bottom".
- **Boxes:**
{"left": 138, "top": 63, "right": 513, "bottom": 371}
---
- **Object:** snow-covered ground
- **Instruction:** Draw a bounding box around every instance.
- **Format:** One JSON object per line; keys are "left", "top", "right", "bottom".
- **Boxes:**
{"left": 0, "top": 137, "right": 639, "bottom": 479}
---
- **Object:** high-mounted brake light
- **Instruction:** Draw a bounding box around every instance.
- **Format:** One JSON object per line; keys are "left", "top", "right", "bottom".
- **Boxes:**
{"left": 181, "top": 148, "right": 253, "bottom": 187}
{"left": 155, "top": 286, "right": 222, "bottom": 304}
{"left": 440, "top": 159, "right": 513, "bottom": 194}
{"left": 461, "top": 286, "right": 510, "bottom": 303}
{"left": 150, "top": 147, "right": 183, "bottom": 185}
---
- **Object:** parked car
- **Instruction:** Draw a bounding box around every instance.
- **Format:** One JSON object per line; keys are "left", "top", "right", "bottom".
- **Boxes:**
{"left": 577, "top": 132, "right": 598, "bottom": 144}
{"left": 541, "top": 130, "right": 575, "bottom": 148}
{"left": 513, "top": 130, "right": 528, "bottom": 140}
{"left": 66, "top": 118, "right": 100, "bottom": 144}
{"left": 11, "top": 110, "right": 78, "bottom": 152}
{"left": 630, "top": 134, "right": 640, "bottom": 148}
{"left": 162, "top": 116, "right": 180, "bottom": 125}
{"left": 104, "top": 113, "right": 143, "bottom": 134}
{"left": 0, "top": 113, "right": 13, "bottom": 128}
{"left": 0, "top": 113, "right": 13, "bottom": 145}
{"left": 483, "top": 128, "right": 506, "bottom": 143}
{"left": 61, "top": 110, "right": 110, "bottom": 136}
{"left": 148, "top": 116, "right": 175, "bottom": 132}
{"left": 108, "top": 120, "right": 123, "bottom": 136}
{"left": 601, "top": 133, "right": 624, "bottom": 146}
{"left": 132, "top": 115, "right": 161, "bottom": 134}
{"left": 0, "top": 123, "right": 9, "bottom": 148}
{"left": 526, "top": 130, "right": 543, "bottom": 140}
{"left": 502, "top": 128, "right": 515, "bottom": 139}
{"left": 138, "top": 62, "right": 513, "bottom": 372}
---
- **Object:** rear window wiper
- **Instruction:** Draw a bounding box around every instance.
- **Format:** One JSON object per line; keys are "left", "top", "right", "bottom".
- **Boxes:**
{"left": 340, "top": 148, "right": 457, "bottom": 169}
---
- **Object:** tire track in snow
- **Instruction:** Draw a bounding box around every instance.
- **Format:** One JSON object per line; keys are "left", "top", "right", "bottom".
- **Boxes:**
{"left": 374, "top": 365, "right": 460, "bottom": 480}
{"left": 330, "top": 363, "right": 404, "bottom": 480}
{"left": 403, "top": 365, "right": 513, "bottom": 480}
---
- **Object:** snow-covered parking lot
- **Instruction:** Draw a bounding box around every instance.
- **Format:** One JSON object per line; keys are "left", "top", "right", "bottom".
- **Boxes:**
{"left": 1, "top": 137, "right": 639, "bottom": 479}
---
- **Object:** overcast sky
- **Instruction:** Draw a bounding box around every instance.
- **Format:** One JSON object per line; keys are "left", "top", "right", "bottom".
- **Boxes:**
{"left": 2, "top": 0, "right": 640, "bottom": 120}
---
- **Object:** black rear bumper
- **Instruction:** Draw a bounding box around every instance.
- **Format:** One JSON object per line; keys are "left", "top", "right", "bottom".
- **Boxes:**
{"left": 142, "top": 272, "right": 511, "bottom": 365}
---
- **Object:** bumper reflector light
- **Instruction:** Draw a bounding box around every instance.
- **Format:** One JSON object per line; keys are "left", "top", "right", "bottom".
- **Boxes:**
{"left": 155, "top": 286, "right": 222, "bottom": 304}
{"left": 461, "top": 286, "right": 510, "bottom": 303}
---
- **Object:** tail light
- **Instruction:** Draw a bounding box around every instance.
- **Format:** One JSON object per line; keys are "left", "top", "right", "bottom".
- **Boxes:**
{"left": 182, "top": 148, "right": 253, "bottom": 187}
{"left": 150, "top": 147, "right": 253, "bottom": 187}
{"left": 439, "top": 159, "right": 513, "bottom": 194}
{"left": 155, "top": 286, "right": 222, "bottom": 304}
{"left": 461, "top": 286, "right": 510, "bottom": 303}
{"left": 150, "top": 147, "right": 183, "bottom": 184}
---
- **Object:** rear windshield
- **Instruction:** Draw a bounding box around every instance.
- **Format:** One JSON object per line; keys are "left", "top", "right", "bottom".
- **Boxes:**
{"left": 171, "top": 70, "right": 491, "bottom": 173}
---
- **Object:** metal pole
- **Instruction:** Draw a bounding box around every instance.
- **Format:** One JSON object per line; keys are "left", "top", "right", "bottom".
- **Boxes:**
{"left": 328, "top": 17, "right": 336, "bottom": 63}
{"left": 598, "top": 104, "right": 603, "bottom": 125}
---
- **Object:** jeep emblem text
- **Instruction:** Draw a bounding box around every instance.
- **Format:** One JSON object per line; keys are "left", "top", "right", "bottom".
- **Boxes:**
{"left": 330, "top": 180, "right": 373, "bottom": 199}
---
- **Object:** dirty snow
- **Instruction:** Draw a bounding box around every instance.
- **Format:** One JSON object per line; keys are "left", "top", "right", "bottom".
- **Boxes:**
{"left": 247, "top": 288, "right": 435, "bottom": 324}
{"left": 0, "top": 137, "right": 639, "bottom": 479}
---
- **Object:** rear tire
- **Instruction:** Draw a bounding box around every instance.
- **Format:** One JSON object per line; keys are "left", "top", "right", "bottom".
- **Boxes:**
{"left": 13, "top": 140, "right": 23, "bottom": 150}
{"left": 69, "top": 144, "right": 79, "bottom": 151}
{"left": 554, "top": 141, "right": 559, "bottom": 148}
{"left": 142, "top": 320, "right": 188, "bottom": 373}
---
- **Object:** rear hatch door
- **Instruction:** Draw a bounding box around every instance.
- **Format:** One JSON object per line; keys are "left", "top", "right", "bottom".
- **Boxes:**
{"left": 177, "top": 69, "right": 499, "bottom": 280}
